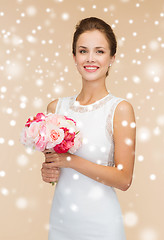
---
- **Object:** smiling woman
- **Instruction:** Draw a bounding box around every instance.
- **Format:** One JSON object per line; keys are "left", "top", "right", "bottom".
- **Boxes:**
{"left": 73, "top": 30, "right": 115, "bottom": 82}
{"left": 41, "top": 17, "right": 136, "bottom": 240}
{"left": 72, "top": 17, "right": 117, "bottom": 77}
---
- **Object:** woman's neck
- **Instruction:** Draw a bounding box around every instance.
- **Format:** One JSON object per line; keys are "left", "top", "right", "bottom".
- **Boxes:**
{"left": 76, "top": 85, "right": 109, "bottom": 105}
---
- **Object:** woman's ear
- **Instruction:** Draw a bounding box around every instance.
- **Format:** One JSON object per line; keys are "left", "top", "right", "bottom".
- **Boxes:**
{"left": 111, "top": 55, "right": 116, "bottom": 64}
{"left": 73, "top": 54, "right": 76, "bottom": 65}
{"left": 109, "top": 55, "right": 116, "bottom": 67}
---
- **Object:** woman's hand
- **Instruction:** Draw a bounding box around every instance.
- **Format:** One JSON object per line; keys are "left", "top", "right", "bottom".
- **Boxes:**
{"left": 41, "top": 149, "right": 73, "bottom": 184}
{"left": 41, "top": 163, "right": 60, "bottom": 184}
{"left": 43, "top": 149, "right": 73, "bottom": 168}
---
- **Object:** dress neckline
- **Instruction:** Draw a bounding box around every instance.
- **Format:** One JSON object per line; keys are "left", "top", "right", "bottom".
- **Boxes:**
{"left": 73, "top": 91, "right": 112, "bottom": 107}
{"left": 69, "top": 91, "right": 114, "bottom": 113}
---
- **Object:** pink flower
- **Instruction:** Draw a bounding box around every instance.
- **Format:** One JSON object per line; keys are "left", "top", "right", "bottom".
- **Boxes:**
{"left": 46, "top": 126, "right": 64, "bottom": 149}
{"left": 53, "top": 127, "right": 75, "bottom": 153}
{"left": 21, "top": 112, "right": 82, "bottom": 154}
{"left": 69, "top": 131, "right": 82, "bottom": 154}
{"left": 64, "top": 116, "right": 76, "bottom": 126}
{"left": 21, "top": 121, "right": 47, "bottom": 150}
{"left": 45, "top": 113, "right": 61, "bottom": 126}
{"left": 28, "top": 122, "right": 41, "bottom": 140}
{"left": 35, "top": 135, "right": 47, "bottom": 151}
{"left": 34, "top": 123, "right": 47, "bottom": 151}
{"left": 25, "top": 113, "right": 46, "bottom": 127}
{"left": 20, "top": 127, "right": 30, "bottom": 145}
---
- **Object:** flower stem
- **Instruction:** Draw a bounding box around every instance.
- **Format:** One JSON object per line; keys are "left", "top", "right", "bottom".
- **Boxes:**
{"left": 51, "top": 181, "right": 58, "bottom": 186}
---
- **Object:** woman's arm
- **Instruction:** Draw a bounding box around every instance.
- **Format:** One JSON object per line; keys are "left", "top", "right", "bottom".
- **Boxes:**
{"left": 43, "top": 100, "right": 136, "bottom": 191}
{"left": 71, "top": 100, "right": 136, "bottom": 191}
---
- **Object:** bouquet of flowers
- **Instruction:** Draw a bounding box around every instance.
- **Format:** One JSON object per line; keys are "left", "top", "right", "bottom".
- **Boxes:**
{"left": 20, "top": 113, "right": 82, "bottom": 154}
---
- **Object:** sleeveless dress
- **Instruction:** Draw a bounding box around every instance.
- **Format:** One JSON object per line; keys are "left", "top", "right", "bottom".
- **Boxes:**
{"left": 48, "top": 91, "right": 128, "bottom": 240}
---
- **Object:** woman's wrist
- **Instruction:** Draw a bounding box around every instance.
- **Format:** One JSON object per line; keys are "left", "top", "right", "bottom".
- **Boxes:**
{"left": 68, "top": 153, "right": 79, "bottom": 169}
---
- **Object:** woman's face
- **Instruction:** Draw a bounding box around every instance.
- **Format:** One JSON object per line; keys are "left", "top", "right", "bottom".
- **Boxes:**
{"left": 73, "top": 30, "right": 115, "bottom": 82}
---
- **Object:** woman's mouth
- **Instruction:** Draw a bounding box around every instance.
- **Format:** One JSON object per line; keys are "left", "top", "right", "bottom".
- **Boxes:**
{"left": 84, "top": 65, "right": 99, "bottom": 72}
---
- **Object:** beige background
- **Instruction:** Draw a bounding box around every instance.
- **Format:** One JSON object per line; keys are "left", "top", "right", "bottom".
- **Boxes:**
{"left": 0, "top": 0, "right": 164, "bottom": 239}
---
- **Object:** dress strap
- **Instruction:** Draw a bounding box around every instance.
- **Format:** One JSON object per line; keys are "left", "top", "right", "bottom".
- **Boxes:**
{"left": 55, "top": 96, "right": 73, "bottom": 115}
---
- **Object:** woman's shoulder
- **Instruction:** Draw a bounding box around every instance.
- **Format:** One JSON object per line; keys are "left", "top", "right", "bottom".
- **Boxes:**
{"left": 109, "top": 93, "right": 135, "bottom": 119}
{"left": 47, "top": 99, "right": 59, "bottom": 113}
{"left": 47, "top": 95, "right": 75, "bottom": 113}
{"left": 111, "top": 93, "right": 134, "bottom": 111}
{"left": 110, "top": 92, "right": 127, "bottom": 102}
{"left": 113, "top": 97, "right": 135, "bottom": 127}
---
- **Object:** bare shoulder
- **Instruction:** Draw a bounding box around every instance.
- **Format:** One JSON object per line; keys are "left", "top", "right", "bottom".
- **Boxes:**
{"left": 113, "top": 100, "right": 136, "bottom": 132}
{"left": 114, "top": 100, "right": 135, "bottom": 121}
{"left": 47, "top": 99, "right": 59, "bottom": 114}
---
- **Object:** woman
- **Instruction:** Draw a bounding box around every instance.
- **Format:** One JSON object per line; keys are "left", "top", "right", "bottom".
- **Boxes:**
{"left": 41, "top": 17, "right": 136, "bottom": 240}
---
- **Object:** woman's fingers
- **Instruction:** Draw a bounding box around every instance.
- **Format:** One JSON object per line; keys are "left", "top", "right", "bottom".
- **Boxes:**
{"left": 41, "top": 166, "right": 60, "bottom": 176}
{"left": 43, "top": 149, "right": 55, "bottom": 154}
{"left": 44, "top": 152, "right": 59, "bottom": 163}
{"left": 42, "top": 176, "right": 59, "bottom": 183}
{"left": 41, "top": 164, "right": 60, "bottom": 183}
{"left": 45, "top": 156, "right": 59, "bottom": 163}
{"left": 42, "top": 161, "right": 59, "bottom": 168}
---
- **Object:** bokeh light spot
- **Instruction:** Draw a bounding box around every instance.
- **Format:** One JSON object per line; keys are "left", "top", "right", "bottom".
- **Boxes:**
{"left": 125, "top": 138, "right": 133, "bottom": 146}
{"left": 138, "top": 127, "right": 151, "bottom": 142}
{"left": 26, "top": 35, "right": 37, "bottom": 43}
{"left": 132, "top": 76, "right": 141, "bottom": 84}
{"left": 124, "top": 211, "right": 138, "bottom": 227}
{"left": 150, "top": 174, "right": 156, "bottom": 181}
{"left": 130, "top": 122, "right": 136, "bottom": 128}
{"left": 82, "top": 137, "right": 88, "bottom": 144}
{"left": 61, "top": 13, "right": 69, "bottom": 20}
{"left": 138, "top": 155, "right": 144, "bottom": 162}
{"left": 100, "top": 146, "right": 106, "bottom": 152}
{"left": 73, "top": 174, "right": 79, "bottom": 180}
{"left": 0, "top": 138, "right": 5, "bottom": 144}
{"left": 1, "top": 86, "right": 7, "bottom": 93}
{"left": 122, "top": 120, "right": 128, "bottom": 126}
{"left": 0, "top": 171, "right": 6, "bottom": 177}
{"left": 140, "top": 228, "right": 158, "bottom": 240}
{"left": 8, "top": 139, "right": 14, "bottom": 146}
{"left": 149, "top": 40, "right": 159, "bottom": 51}
{"left": 66, "top": 156, "right": 71, "bottom": 161}
{"left": 1, "top": 188, "right": 9, "bottom": 196}
{"left": 153, "top": 127, "right": 160, "bottom": 135}
{"left": 10, "top": 120, "right": 16, "bottom": 126}
{"left": 33, "top": 97, "right": 43, "bottom": 108}
{"left": 26, "top": 6, "right": 37, "bottom": 16}
{"left": 156, "top": 115, "right": 164, "bottom": 126}
{"left": 126, "top": 92, "right": 133, "bottom": 99}
{"left": 70, "top": 204, "right": 79, "bottom": 212}
{"left": 117, "top": 164, "right": 123, "bottom": 170}
{"left": 17, "top": 154, "right": 29, "bottom": 166}
{"left": 16, "top": 197, "right": 28, "bottom": 209}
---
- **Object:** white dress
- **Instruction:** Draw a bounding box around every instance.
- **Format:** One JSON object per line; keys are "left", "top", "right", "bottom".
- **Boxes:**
{"left": 48, "top": 91, "right": 128, "bottom": 240}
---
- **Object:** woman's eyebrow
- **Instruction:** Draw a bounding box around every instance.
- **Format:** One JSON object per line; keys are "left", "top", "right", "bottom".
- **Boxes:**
{"left": 95, "top": 47, "right": 105, "bottom": 49}
{"left": 78, "top": 46, "right": 87, "bottom": 49}
{"left": 78, "top": 46, "right": 106, "bottom": 49}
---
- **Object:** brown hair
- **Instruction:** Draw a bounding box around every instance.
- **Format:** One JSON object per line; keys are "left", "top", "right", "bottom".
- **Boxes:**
{"left": 72, "top": 17, "right": 117, "bottom": 57}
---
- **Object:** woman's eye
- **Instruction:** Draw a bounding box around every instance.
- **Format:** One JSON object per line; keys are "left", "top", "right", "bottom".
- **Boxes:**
{"left": 97, "top": 50, "right": 104, "bottom": 54}
{"left": 80, "top": 50, "right": 87, "bottom": 53}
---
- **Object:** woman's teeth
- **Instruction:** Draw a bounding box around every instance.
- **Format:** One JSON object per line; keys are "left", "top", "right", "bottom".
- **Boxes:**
{"left": 85, "top": 67, "right": 98, "bottom": 70}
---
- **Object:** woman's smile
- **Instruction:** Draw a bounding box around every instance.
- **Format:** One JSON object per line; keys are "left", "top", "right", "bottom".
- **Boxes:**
{"left": 73, "top": 30, "right": 114, "bottom": 81}
{"left": 84, "top": 65, "right": 99, "bottom": 72}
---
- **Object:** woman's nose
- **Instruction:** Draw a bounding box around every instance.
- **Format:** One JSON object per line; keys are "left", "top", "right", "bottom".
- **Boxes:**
{"left": 86, "top": 52, "right": 95, "bottom": 62}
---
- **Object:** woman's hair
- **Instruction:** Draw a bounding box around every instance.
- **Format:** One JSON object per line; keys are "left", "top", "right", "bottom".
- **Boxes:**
{"left": 72, "top": 17, "right": 117, "bottom": 57}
